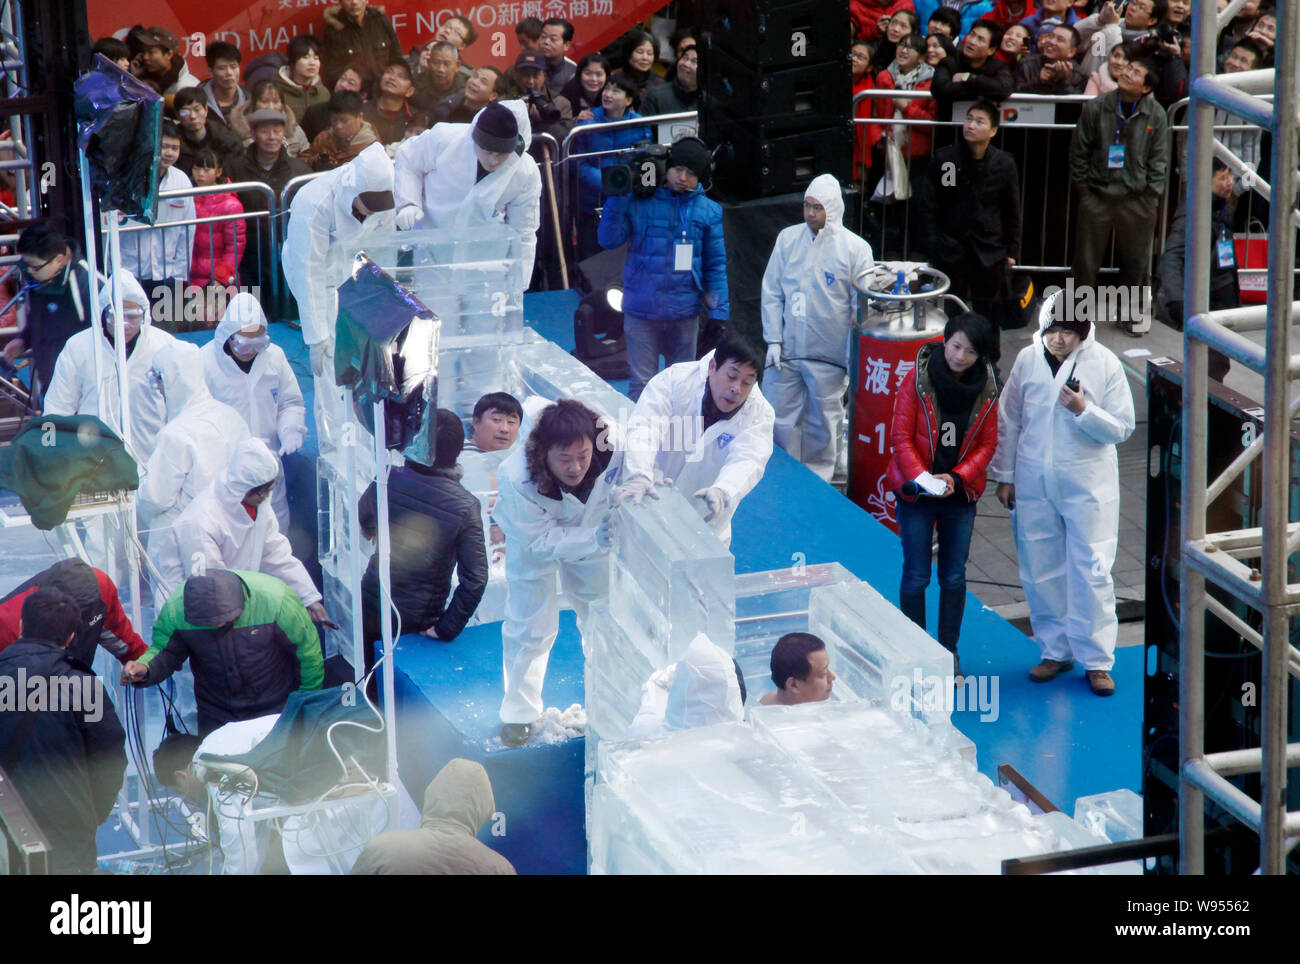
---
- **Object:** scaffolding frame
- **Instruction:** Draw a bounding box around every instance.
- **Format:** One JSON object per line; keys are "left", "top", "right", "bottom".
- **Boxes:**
{"left": 1180, "top": 0, "right": 1300, "bottom": 874}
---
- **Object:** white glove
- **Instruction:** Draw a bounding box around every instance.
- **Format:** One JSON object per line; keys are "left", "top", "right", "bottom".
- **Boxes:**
{"left": 694, "top": 486, "right": 728, "bottom": 523}
{"left": 766, "top": 342, "right": 783, "bottom": 371}
{"left": 395, "top": 205, "right": 421, "bottom": 231}
{"left": 309, "top": 339, "right": 333, "bottom": 378}
{"left": 279, "top": 424, "right": 307, "bottom": 456}
{"left": 595, "top": 514, "right": 616, "bottom": 551}
{"left": 614, "top": 476, "right": 658, "bottom": 506}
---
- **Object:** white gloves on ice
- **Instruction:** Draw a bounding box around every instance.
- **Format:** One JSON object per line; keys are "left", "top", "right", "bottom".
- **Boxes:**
{"left": 765, "top": 342, "right": 783, "bottom": 372}
{"left": 615, "top": 475, "right": 658, "bottom": 506}
{"left": 395, "top": 205, "right": 421, "bottom": 231}
{"left": 595, "top": 514, "right": 616, "bottom": 551}
{"left": 279, "top": 424, "right": 307, "bottom": 456}
{"left": 694, "top": 487, "right": 728, "bottom": 523}
{"left": 309, "top": 339, "right": 334, "bottom": 378}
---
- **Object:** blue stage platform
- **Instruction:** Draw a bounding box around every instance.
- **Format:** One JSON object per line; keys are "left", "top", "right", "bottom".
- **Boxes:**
{"left": 253, "top": 290, "right": 1141, "bottom": 874}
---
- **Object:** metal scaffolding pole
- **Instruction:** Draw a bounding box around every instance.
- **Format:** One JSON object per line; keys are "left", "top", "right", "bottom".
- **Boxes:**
{"left": 1180, "top": 0, "right": 1299, "bottom": 874}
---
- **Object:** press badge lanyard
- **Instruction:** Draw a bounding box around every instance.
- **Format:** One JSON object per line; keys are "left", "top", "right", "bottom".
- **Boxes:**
{"left": 674, "top": 197, "right": 693, "bottom": 271}
{"left": 1110, "top": 97, "right": 1140, "bottom": 169}
{"left": 1215, "top": 204, "right": 1236, "bottom": 269}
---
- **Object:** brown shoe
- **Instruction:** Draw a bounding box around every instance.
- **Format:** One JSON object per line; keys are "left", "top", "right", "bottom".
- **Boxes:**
{"left": 1087, "top": 670, "right": 1116, "bottom": 696}
{"left": 1029, "top": 658, "right": 1075, "bottom": 682}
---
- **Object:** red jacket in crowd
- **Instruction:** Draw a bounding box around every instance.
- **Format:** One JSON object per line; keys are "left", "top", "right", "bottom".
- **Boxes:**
{"left": 190, "top": 187, "right": 247, "bottom": 289}
{"left": 873, "top": 69, "right": 938, "bottom": 160}
{"left": 988, "top": 0, "right": 1036, "bottom": 25}
{"left": 854, "top": 73, "right": 884, "bottom": 171}
{"left": 886, "top": 344, "right": 1000, "bottom": 503}
{"left": 852, "top": 0, "right": 916, "bottom": 42}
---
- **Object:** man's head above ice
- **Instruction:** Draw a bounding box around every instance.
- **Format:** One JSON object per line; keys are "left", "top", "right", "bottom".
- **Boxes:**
{"left": 768, "top": 632, "right": 835, "bottom": 705}
{"left": 707, "top": 331, "right": 763, "bottom": 415}
{"left": 525, "top": 398, "right": 606, "bottom": 494}
{"left": 471, "top": 392, "right": 522, "bottom": 451}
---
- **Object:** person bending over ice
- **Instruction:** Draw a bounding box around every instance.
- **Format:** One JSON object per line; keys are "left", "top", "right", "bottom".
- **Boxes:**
{"left": 759, "top": 632, "right": 836, "bottom": 706}
{"left": 495, "top": 399, "right": 621, "bottom": 747}
{"left": 615, "top": 330, "right": 774, "bottom": 548}
{"left": 989, "top": 302, "right": 1135, "bottom": 696}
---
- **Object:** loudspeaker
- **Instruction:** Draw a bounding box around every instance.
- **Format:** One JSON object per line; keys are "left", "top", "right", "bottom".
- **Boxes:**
{"left": 703, "top": 43, "right": 851, "bottom": 131}
{"left": 710, "top": 118, "right": 855, "bottom": 198}
{"left": 705, "top": 0, "right": 852, "bottom": 70}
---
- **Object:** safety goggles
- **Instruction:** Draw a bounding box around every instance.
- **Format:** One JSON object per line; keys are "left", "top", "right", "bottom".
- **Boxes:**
{"left": 229, "top": 330, "right": 271, "bottom": 354}
{"left": 102, "top": 305, "right": 147, "bottom": 325}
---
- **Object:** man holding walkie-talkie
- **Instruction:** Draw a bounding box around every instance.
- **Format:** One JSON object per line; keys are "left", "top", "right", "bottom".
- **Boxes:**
{"left": 989, "top": 299, "right": 1135, "bottom": 697}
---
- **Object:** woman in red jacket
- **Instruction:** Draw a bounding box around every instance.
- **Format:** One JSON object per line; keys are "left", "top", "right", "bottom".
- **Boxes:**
{"left": 886, "top": 312, "right": 1000, "bottom": 678}
{"left": 852, "top": 40, "right": 883, "bottom": 182}
{"left": 189, "top": 147, "right": 247, "bottom": 306}
{"left": 873, "top": 35, "right": 937, "bottom": 165}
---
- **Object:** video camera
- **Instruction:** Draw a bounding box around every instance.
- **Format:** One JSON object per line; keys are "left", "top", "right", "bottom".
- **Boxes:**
{"left": 601, "top": 142, "right": 670, "bottom": 198}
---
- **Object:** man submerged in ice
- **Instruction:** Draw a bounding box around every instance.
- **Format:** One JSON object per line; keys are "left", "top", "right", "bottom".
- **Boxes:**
{"left": 614, "top": 330, "right": 774, "bottom": 547}
{"left": 759, "top": 632, "right": 836, "bottom": 706}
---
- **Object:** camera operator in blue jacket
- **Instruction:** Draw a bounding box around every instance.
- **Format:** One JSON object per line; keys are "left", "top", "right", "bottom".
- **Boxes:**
{"left": 597, "top": 137, "right": 729, "bottom": 400}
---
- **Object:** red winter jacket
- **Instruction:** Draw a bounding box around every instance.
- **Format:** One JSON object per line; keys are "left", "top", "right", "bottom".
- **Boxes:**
{"left": 886, "top": 342, "right": 1000, "bottom": 503}
{"left": 853, "top": 74, "right": 884, "bottom": 171}
{"left": 0, "top": 561, "right": 147, "bottom": 664}
{"left": 852, "top": 0, "right": 916, "bottom": 42}
{"left": 988, "top": 0, "right": 1035, "bottom": 25}
{"left": 873, "top": 69, "right": 937, "bottom": 160}
{"left": 190, "top": 187, "right": 246, "bottom": 289}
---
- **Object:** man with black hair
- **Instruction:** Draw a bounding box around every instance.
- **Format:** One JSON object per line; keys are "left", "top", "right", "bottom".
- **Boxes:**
{"left": 119, "top": 120, "right": 195, "bottom": 306}
{"left": 91, "top": 36, "right": 131, "bottom": 71}
{"left": 616, "top": 330, "right": 774, "bottom": 547}
{"left": 127, "top": 25, "right": 198, "bottom": 95}
{"left": 301, "top": 90, "right": 380, "bottom": 171}
{"left": 434, "top": 65, "right": 505, "bottom": 124}
{"left": 321, "top": 0, "right": 402, "bottom": 87}
{"left": 0, "top": 587, "right": 127, "bottom": 874}
{"left": 365, "top": 59, "right": 427, "bottom": 145}
{"left": 1070, "top": 57, "right": 1168, "bottom": 335}
{"left": 927, "top": 8, "right": 963, "bottom": 38}
{"left": 124, "top": 569, "right": 324, "bottom": 735}
{"left": 466, "top": 391, "right": 523, "bottom": 453}
{"left": 915, "top": 99, "right": 1021, "bottom": 322}
{"left": 5, "top": 223, "right": 103, "bottom": 403}
{"left": 759, "top": 633, "right": 836, "bottom": 705}
{"left": 495, "top": 399, "right": 621, "bottom": 746}
{"left": 1014, "top": 23, "right": 1088, "bottom": 94}
{"left": 411, "top": 41, "right": 465, "bottom": 114}
{"left": 173, "top": 87, "right": 244, "bottom": 177}
{"left": 358, "top": 409, "right": 488, "bottom": 661}
{"left": 200, "top": 41, "right": 247, "bottom": 125}
{"left": 539, "top": 17, "right": 577, "bottom": 94}
{"left": 932, "top": 20, "right": 1015, "bottom": 110}
{"left": 516, "top": 16, "right": 543, "bottom": 52}
{"left": 514, "top": 50, "right": 574, "bottom": 141}
{"left": 598, "top": 137, "right": 730, "bottom": 400}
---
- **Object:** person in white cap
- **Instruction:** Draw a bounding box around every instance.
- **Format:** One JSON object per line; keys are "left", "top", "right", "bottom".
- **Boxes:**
{"left": 760, "top": 173, "right": 874, "bottom": 481}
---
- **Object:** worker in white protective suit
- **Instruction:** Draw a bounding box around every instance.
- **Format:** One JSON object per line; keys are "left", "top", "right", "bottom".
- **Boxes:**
{"left": 281, "top": 142, "right": 395, "bottom": 459}
{"left": 43, "top": 269, "right": 176, "bottom": 460}
{"left": 393, "top": 100, "right": 541, "bottom": 287}
{"left": 988, "top": 297, "right": 1135, "bottom": 697}
{"left": 625, "top": 633, "right": 745, "bottom": 740}
{"left": 760, "top": 173, "right": 875, "bottom": 482}
{"left": 151, "top": 437, "right": 326, "bottom": 618}
{"left": 615, "top": 331, "right": 774, "bottom": 548}
{"left": 201, "top": 293, "right": 308, "bottom": 527}
{"left": 138, "top": 340, "right": 250, "bottom": 539}
{"left": 494, "top": 399, "right": 621, "bottom": 747}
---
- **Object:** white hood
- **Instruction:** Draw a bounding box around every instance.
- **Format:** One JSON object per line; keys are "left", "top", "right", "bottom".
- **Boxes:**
{"left": 96, "top": 270, "right": 151, "bottom": 327}
{"left": 218, "top": 437, "right": 280, "bottom": 507}
{"left": 214, "top": 292, "right": 269, "bottom": 347}
{"left": 151, "top": 340, "right": 211, "bottom": 421}
{"left": 805, "top": 173, "right": 845, "bottom": 234}
{"left": 665, "top": 633, "right": 745, "bottom": 729}
{"left": 332, "top": 141, "right": 396, "bottom": 245}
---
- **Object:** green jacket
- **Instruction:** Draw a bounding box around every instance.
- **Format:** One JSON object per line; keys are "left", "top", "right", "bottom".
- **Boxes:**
{"left": 1070, "top": 90, "right": 1169, "bottom": 199}
{"left": 141, "top": 570, "right": 323, "bottom": 733}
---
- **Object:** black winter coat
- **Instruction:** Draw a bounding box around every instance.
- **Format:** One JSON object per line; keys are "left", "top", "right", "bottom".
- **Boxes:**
{"left": 321, "top": 5, "right": 402, "bottom": 86}
{"left": 0, "top": 638, "right": 126, "bottom": 873}
{"left": 916, "top": 141, "right": 1022, "bottom": 267}
{"left": 359, "top": 465, "right": 488, "bottom": 640}
{"left": 931, "top": 54, "right": 1014, "bottom": 110}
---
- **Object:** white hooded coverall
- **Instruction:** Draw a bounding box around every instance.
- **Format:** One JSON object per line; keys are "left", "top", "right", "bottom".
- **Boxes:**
{"left": 622, "top": 351, "right": 775, "bottom": 547}
{"left": 393, "top": 100, "right": 541, "bottom": 288}
{"left": 988, "top": 314, "right": 1135, "bottom": 671}
{"left": 151, "top": 438, "right": 321, "bottom": 609}
{"left": 43, "top": 270, "right": 176, "bottom": 461}
{"left": 760, "top": 173, "right": 875, "bottom": 481}
{"left": 202, "top": 293, "right": 307, "bottom": 527}
{"left": 281, "top": 142, "right": 394, "bottom": 458}
{"left": 118, "top": 165, "right": 196, "bottom": 283}
{"left": 138, "top": 340, "right": 250, "bottom": 537}
{"left": 494, "top": 441, "right": 621, "bottom": 725}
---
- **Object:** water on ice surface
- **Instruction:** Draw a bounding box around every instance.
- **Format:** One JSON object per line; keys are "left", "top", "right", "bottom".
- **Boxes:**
{"left": 1074, "top": 788, "right": 1143, "bottom": 843}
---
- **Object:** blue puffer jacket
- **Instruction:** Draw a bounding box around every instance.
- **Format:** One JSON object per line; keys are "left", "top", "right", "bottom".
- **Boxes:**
{"left": 598, "top": 185, "right": 730, "bottom": 323}
{"left": 573, "top": 107, "right": 653, "bottom": 213}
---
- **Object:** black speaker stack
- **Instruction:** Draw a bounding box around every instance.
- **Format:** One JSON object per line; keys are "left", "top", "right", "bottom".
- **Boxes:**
{"left": 700, "top": 0, "right": 853, "bottom": 200}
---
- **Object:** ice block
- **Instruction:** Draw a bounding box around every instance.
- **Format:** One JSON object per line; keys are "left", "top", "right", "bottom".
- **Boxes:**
{"left": 1074, "top": 788, "right": 1143, "bottom": 843}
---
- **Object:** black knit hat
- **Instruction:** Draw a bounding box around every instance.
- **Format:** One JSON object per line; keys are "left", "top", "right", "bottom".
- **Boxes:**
{"left": 668, "top": 137, "right": 712, "bottom": 181}
{"left": 472, "top": 102, "right": 519, "bottom": 154}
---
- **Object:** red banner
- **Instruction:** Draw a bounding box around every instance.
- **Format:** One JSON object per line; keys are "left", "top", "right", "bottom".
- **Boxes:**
{"left": 87, "top": 0, "right": 664, "bottom": 76}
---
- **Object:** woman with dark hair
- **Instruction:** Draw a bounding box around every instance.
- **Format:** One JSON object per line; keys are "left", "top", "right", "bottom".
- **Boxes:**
{"left": 924, "top": 33, "right": 957, "bottom": 68}
{"left": 611, "top": 29, "right": 664, "bottom": 104}
{"left": 874, "top": 33, "right": 938, "bottom": 167}
{"left": 886, "top": 313, "right": 1001, "bottom": 680}
{"left": 495, "top": 398, "right": 621, "bottom": 746}
{"left": 572, "top": 74, "right": 652, "bottom": 260}
{"left": 561, "top": 52, "right": 612, "bottom": 122}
